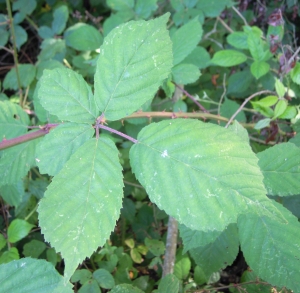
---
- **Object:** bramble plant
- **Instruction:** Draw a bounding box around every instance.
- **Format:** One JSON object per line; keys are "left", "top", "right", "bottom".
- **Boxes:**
{"left": 0, "top": 1, "right": 300, "bottom": 293}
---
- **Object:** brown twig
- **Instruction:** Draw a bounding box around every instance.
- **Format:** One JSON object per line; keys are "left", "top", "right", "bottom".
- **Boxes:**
{"left": 0, "top": 124, "right": 58, "bottom": 150}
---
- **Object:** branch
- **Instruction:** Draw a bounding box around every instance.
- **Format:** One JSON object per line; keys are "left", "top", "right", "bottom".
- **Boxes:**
{"left": 0, "top": 124, "right": 58, "bottom": 150}
{"left": 162, "top": 216, "right": 178, "bottom": 277}
{"left": 174, "top": 84, "right": 209, "bottom": 113}
{"left": 126, "top": 111, "right": 228, "bottom": 122}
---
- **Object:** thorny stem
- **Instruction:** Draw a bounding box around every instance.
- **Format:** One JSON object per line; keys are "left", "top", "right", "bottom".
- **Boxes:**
{"left": 0, "top": 124, "right": 58, "bottom": 150}
{"left": 5, "top": 0, "right": 23, "bottom": 106}
{"left": 225, "top": 90, "right": 275, "bottom": 128}
{"left": 98, "top": 124, "right": 138, "bottom": 144}
{"left": 175, "top": 84, "right": 209, "bottom": 113}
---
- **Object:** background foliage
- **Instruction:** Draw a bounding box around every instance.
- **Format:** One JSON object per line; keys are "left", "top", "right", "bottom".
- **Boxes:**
{"left": 0, "top": 0, "right": 300, "bottom": 293}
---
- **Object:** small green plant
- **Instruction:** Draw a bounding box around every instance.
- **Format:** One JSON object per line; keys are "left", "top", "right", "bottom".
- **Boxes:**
{"left": 1, "top": 1, "right": 300, "bottom": 293}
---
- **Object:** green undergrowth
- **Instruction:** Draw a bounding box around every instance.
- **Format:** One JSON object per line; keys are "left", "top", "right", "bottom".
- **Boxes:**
{"left": 0, "top": 1, "right": 300, "bottom": 293}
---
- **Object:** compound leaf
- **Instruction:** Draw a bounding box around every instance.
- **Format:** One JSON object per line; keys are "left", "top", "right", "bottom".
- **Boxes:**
{"left": 130, "top": 119, "right": 285, "bottom": 231}
{"left": 238, "top": 202, "right": 300, "bottom": 291}
{"left": 94, "top": 13, "right": 172, "bottom": 121}
{"left": 36, "top": 123, "right": 94, "bottom": 176}
{"left": 257, "top": 142, "right": 300, "bottom": 196}
{"left": 38, "top": 68, "right": 98, "bottom": 123}
{"left": 0, "top": 258, "right": 73, "bottom": 293}
{"left": 38, "top": 137, "right": 123, "bottom": 281}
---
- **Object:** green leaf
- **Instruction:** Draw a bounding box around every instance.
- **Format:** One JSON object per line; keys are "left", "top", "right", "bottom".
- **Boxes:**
{"left": 211, "top": 50, "right": 247, "bottom": 67}
{"left": 36, "top": 60, "right": 65, "bottom": 80}
{"left": 38, "top": 137, "right": 123, "bottom": 281}
{"left": 190, "top": 224, "right": 239, "bottom": 277}
{"left": 257, "top": 142, "right": 300, "bottom": 196}
{"left": 170, "top": 0, "right": 185, "bottom": 11}
{"left": 38, "top": 38, "right": 66, "bottom": 62}
{"left": 36, "top": 123, "right": 94, "bottom": 176}
{"left": 3, "top": 64, "right": 36, "bottom": 90}
{"left": 196, "top": 0, "right": 234, "bottom": 17}
{"left": 94, "top": 14, "right": 173, "bottom": 121}
{"left": 174, "top": 255, "right": 191, "bottom": 280}
{"left": 12, "top": 0, "right": 37, "bottom": 15}
{"left": 130, "top": 119, "right": 285, "bottom": 232}
{"left": 109, "top": 284, "right": 144, "bottom": 293}
{"left": 251, "top": 96, "right": 278, "bottom": 108}
{"left": 0, "top": 181, "right": 24, "bottom": 207}
{"left": 228, "top": 121, "right": 249, "bottom": 143}
{"left": 0, "top": 258, "right": 73, "bottom": 292}
{"left": 278, "top": 106, "right": 297, "bottom": 119}
{"left": 254, "top": 118, "right": 271, "bottom": 130}
{"left": 23, "top": 240, "right": 46, "bottom": 258}
{"left": 38, "top": 26, "right": 55, "bottom": 39}
{"left": 0, "top": 136, "right": 40, "bottom": 186}
{"left": 130, "top": 248, "right": 143, "bottom": 263}
{"left": 182, "top": 46, "right": 210, "bottom": 69}
{"left": 250, "top": 61, "right": 270, "bottom": 79}
{"left": 227, "top": 69, "right": 254, "bottom": 94}
{"left": 93, "top": 269, "right": 115, "bottom": 289}
{"left": 273, "top": 99, "right": 287, "bottom": 119}
{"left": 38, "top": 68, "right": 98, "bottom": 123}
{"left": 78, "top": 279, "right": 101, "bottom": 293}
{"left": 7, "top": 219, "right": 34, "bottom": 243}
{"left": 0, "top": 100, "right": 29, "bottom": 139}
{"left": 107, "top": 0, "right": 134, "bottom": 10}
{"left": 134, "top": 0, "right": 158, "bottom": 18}
{"left": 290, "top": 62, "right": 300, "bottom": 85}
{"left": 64, "top": 23, "right": 103, "bottom": 51}
{"left": 247, "top": 31, "right": 265, "bottom": 61}
{"left": 0, "top": 247, "right": 19, "bottom": 264}
{"left": 52, "top": 5, "right": 69, "bottom": 35}
{"left": 227, "top": 32, "right": 248, "bottom": 49}
{"left": 171, "top": 63, "right": 200, "bottom": 84}
{"left": 238, "top": 202, "right": 300, "bottom": 292}
{"left": 125, "top": 238, "right": 135, "bottom": 249}
{"left": 179, "top": 224, "right": 221, "bottom": 253}
{"left": 0, "top": 28, "right": 9, "bottom": 46}
{"left": 158, "top": 274, "right": 179, "bottom": 293}
{"left": 145, "top": 238, "right": 165, "bottom": 256}
{"left": 0, "top": 234, "right": 6, "bottom": 251}
{"left": 172, "top": 17, "right": 203, "bottom": 66}
{"left": 13, "top": 25, "right": 27, "bottom": 50}
{"left": 71, "top": 269, "right": 92, "bottom": 284}
{"left": 275, "top": 78, "right": 286, "bottom": 98}
{"left": 220, "top": 98, "right": 246, "bottom": 124}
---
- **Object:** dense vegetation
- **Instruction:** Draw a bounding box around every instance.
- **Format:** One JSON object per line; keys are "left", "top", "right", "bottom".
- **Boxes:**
{"left": 0, "top": 0, "right": 300, "bottom": 292}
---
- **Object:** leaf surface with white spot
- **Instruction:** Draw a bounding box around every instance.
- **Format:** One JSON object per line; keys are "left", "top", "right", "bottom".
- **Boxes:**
{"left": 38, "top": 137, "right": 123, "bottom": 281}
{"left": 129, "top": 119, "right": 286, "bottom": 231}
